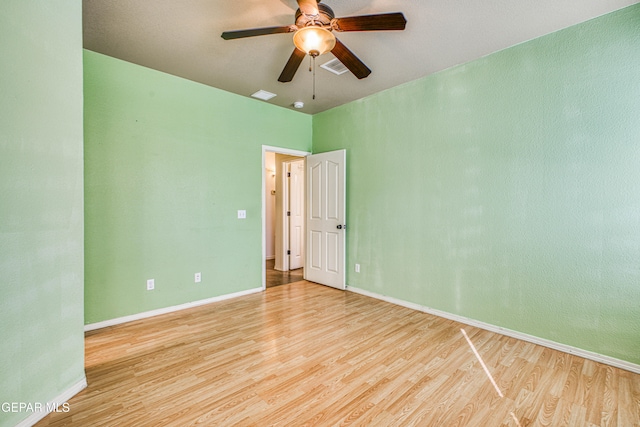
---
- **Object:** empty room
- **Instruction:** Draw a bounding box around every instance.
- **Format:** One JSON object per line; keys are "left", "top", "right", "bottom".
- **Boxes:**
{"left": 1, "top": 1, "right": 639, "bottom": 426}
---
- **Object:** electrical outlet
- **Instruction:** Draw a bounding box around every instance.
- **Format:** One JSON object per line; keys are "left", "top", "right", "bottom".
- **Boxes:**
{"left": 237, "top": 210, "right": 246, "bottom": 219}
{"left": 195, "top": 272, "right": 201, "bottom": 283}
{"left": 355, "top": 264, "right": 360, "bottom": 273}
{"left": 146, "top": 279, "right": 155, "bottom": 290}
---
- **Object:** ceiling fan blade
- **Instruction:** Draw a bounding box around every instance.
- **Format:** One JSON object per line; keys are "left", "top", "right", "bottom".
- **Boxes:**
{"left": 278, "top": 48, "right": 306, "bottom": 82}
{"left": 297, "top": 0, "right": 319, "bottom": 16}
{"left": 333, "top": 12, "right": 407, "bottom": 32}
{"left": 331, "top": 38, "right": 371, "bottom": 79}
{"left": 221, "top": 26, "right": 294, "bottom": 40}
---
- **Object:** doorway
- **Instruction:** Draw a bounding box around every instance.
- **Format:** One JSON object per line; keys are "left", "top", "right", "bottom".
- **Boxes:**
{"left": 262, "top": 146, "right": 347, "bottom": 291}
{"left": 262, "top": 146, "right": 310, "bottom": 289}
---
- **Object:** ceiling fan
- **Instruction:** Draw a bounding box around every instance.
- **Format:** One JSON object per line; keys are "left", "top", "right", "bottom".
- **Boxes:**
{"left": 221, "top": 0, "right": 407, "bottom": 83}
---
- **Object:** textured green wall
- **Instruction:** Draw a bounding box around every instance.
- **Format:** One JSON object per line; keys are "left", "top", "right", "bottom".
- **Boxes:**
{"left": 313, "top": 5, "right": 640, "bottom": 364}
{"left": 0, "top": 1, "right": 85, "bottom": 426}
{"left": 84, "top": 51, "right": 311, "bottom": 324}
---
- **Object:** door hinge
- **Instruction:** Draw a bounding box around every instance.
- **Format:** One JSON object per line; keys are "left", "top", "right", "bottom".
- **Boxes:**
{"left": 287, "top": 211, "right": 291, "bottom": 216}
{"left": 287, "top": 172, "right": 291, "bottom": 177}
{"left": 287, "top": 250, "right": 291, "bottom": 255}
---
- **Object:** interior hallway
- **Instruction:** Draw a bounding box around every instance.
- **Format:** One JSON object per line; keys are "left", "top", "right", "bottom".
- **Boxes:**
{"left": 266, "top": 259, "right": 304, "bottom": 288}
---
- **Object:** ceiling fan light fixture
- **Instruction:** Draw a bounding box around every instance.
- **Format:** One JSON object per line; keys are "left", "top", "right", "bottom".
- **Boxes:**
{"left": 293, "top": 26, "right": 336, "bottom": 56}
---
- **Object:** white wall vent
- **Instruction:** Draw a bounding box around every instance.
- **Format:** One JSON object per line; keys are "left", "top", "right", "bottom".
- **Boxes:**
{"left": 320, "top": 59, "right": 348, "bottom": 75}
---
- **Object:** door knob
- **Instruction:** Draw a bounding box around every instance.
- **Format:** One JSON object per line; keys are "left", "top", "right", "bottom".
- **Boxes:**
{"left": 337, "top": 224, "right": 346, "bottom": 230}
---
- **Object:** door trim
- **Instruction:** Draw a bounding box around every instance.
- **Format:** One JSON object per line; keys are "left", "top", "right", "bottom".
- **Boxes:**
{"left": 262, "top": 145, "right": 311, "bottom": 290}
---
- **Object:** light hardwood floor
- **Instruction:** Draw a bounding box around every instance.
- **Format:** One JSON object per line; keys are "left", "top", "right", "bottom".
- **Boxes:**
{"left": 37, "top": 281, "right": 639, "bottom": 426}
{"left": 266, "top": 259, "right": 303, "bottom": 288}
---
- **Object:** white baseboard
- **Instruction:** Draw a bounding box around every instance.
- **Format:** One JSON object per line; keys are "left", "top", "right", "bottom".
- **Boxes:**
{"left": 346, "top": 285, "right": 640, "bottom": 375}
{"left": 15, "top": 377, "right": 87, "bottom": 427}
{"left": 84, "top": 287, "right": 263, "bottom": 332}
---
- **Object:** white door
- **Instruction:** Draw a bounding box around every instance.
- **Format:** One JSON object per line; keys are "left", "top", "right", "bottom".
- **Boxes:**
{"left": 288, "top": 160, "right": 305, "bottom": 270}
{"left": 305, "top": 150, "right": 346, "bottom": 290}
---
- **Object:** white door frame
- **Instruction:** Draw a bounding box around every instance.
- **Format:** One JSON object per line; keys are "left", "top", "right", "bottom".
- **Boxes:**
{"left": 262, "top": 145, "right": 311, "bottom": 290}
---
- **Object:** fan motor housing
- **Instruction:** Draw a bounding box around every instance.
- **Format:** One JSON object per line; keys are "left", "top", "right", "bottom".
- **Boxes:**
{"left": 295, "top": 3, "right": 334, "bottom": 28}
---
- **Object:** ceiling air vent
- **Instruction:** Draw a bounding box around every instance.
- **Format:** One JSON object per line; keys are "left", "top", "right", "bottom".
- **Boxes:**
{"left": 320, "top": 59, "right": 348, "bottom": 76}
{"left": 251, "top": 90, "right": 277, "bottom": 101}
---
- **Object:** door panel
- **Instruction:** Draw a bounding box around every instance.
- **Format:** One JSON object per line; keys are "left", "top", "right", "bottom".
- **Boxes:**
{"left": 310, "top": 163, "right": 322, "bottom": 219}
{"left": 305, "top": 150, "right": 346, "bottom": 290}
{"left": 327, "top": 160, "right": 339, "bottom": 220}
{"left": 310, "top": 230, "right": 322, "bottom": 269}
{"left": 327, "top": 231, "right": 339, "bottom": 273}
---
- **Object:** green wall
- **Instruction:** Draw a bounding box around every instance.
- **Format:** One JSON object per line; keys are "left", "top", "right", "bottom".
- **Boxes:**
{"left": 84, "top": 51, "right": 311, "bottom": 324}
{"left": 0, "top": 1, "right": 85, "bottom": 426}
{"left": 313, "top": 5, "right": 640, "bottom": 364}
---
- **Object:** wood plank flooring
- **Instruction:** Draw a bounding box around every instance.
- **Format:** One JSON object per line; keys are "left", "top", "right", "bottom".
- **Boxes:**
{"left": 266, "top": 259, "right": 303, "bottom": 288}
{"left": 36, "top": 281, "right": 640, "bottom": 426}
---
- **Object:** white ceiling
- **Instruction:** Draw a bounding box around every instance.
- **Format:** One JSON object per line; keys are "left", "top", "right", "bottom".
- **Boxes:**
{"left": 83, "top": 0, "right": 639, "bottom": 114}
